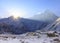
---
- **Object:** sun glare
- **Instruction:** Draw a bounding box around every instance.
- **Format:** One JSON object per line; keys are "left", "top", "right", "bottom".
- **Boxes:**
{"left": 8, "top": 8, "right": 27, "bottom": 19}
{"left": 8, "top": 9, "right": 21, "bottom": 19}
{"left": 13, "top": 15, "right": 19, "bottom": 19}
{"left": 12, "top": 12, "right": 20, "bottom": 19}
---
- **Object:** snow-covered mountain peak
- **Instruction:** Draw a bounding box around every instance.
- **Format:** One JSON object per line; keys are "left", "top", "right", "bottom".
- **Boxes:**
{"left": 31, "top": 10, "right": 58, "bottom": 24}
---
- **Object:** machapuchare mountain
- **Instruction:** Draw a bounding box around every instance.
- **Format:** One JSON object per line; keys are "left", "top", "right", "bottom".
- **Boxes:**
{"left": 30, "top": 10, "right": 58, "bottom": 24}
{"left": 0, "top": 10, "right": 59, "bottom": 34}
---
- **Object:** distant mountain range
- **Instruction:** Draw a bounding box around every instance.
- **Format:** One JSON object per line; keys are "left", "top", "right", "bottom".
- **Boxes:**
{"left": 0, "top": 10, "right": 59, "bottom": 34}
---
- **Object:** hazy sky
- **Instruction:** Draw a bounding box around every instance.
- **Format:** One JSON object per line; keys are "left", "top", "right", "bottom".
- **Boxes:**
{"left": 0, "top": 0, "right": 60, "bottom": 18}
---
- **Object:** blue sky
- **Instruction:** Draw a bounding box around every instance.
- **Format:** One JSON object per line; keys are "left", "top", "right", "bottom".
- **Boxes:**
{"left": 0, "top": 0, "right": 60, "bottom": 18}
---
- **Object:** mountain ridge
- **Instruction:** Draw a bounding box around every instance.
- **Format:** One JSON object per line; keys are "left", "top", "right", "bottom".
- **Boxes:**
{"left": 0, "top": 10, "right": 59, "bottom": 34}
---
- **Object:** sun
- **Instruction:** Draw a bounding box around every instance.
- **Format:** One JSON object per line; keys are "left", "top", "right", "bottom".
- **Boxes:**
{"left": 8, "top": 8, "right": 26, "bottom": 19}
{"left": 13, "top": 15, "right": 19, "bottom": 19}
{"left": 12, "top": 11, "right": 20, "bottom": 19}
{"left": 12, "top": 12, "right": 19, "bottom": 18}
{"left": 8, "top": 9, "right": 20, "bottom": 19}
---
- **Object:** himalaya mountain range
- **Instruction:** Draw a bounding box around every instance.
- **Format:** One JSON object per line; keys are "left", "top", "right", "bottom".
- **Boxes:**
{"left": 0, "top": 10, "right": 60, "bottom": 34}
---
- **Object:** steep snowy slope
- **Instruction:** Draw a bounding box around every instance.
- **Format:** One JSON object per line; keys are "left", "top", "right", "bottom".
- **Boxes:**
{"left": 44, "top": 18, "right": 60, "bottom": 31}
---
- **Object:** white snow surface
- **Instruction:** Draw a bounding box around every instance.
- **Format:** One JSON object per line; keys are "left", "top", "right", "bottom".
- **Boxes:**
{"left": 0, "top": 33, "right": 59, "bottom": 43}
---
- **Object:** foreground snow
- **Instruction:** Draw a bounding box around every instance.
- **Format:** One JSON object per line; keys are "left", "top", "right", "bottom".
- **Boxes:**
{"left": 0, "top": 37, "right": 52, "bottom": 43}
{"left": 0, "top": 32, "right": 60, "bottom": 43}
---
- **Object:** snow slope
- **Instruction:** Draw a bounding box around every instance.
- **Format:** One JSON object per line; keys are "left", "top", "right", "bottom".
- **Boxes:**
{"left": 45, "top": 18, "right": 60, "bottom": 31}
{"left": 0, "top": 32, "right": 60, "bottom": 43}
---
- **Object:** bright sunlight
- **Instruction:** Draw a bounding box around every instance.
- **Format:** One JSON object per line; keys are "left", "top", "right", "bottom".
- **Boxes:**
{"left": 8, "top": 8, "right": 26, "bottom": 19}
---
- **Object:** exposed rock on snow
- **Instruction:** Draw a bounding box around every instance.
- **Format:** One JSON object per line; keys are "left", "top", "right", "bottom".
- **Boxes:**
{"left": 0, "top": 32, "right": 60, "bottom": 43}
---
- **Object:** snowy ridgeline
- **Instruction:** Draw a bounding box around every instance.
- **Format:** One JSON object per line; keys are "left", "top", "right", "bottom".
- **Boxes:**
{"left": 0, "top": 31, "right": 60, "bottom": 43}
